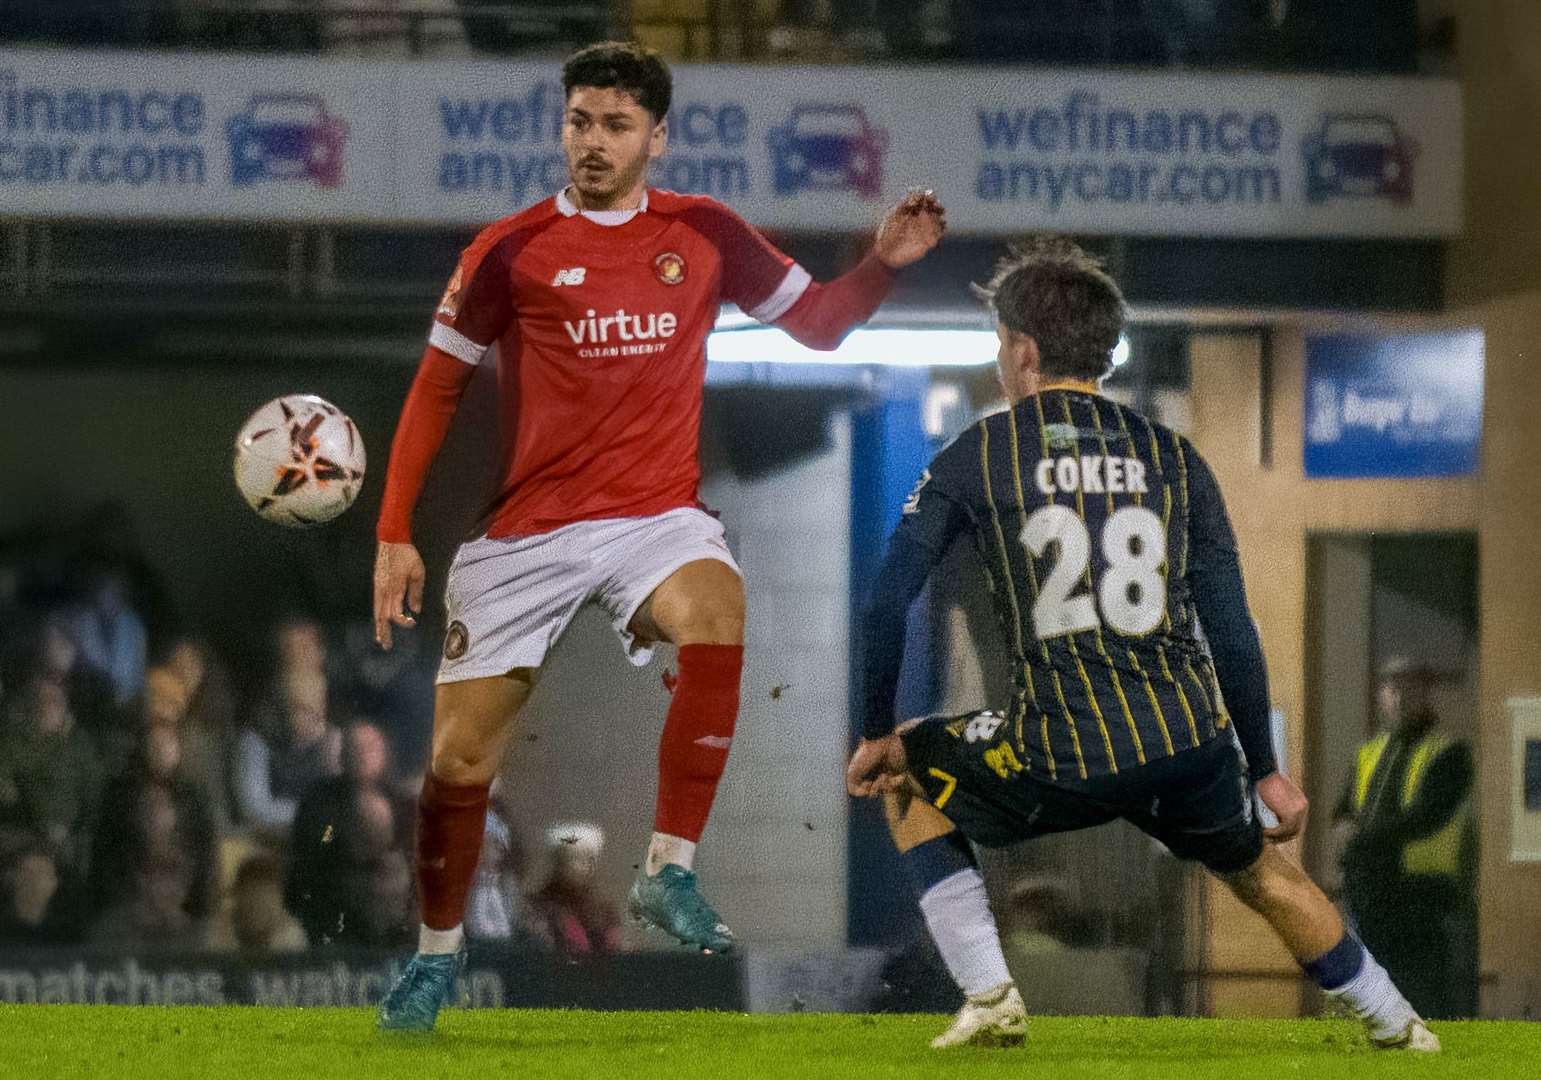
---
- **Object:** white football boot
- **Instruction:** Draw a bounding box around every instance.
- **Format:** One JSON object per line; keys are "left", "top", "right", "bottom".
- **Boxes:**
{"left": 930, "top": 982, "right": 1029, "bottom": 1049}
{"left": 1370, "top": 1017, "right": 1442, "bottom": 1052}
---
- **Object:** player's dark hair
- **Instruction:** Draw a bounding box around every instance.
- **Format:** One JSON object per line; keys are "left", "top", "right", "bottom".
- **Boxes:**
{"left": 972, "top": 237, "right": 1126, "bottom": 382}
{"left": 562, "top": 41, "right": 672, "bottom": 122}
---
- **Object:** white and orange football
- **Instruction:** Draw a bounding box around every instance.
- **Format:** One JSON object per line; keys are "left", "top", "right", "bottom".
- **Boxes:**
{"left": 233, "top": 394, "right": 365, "bottom": 527}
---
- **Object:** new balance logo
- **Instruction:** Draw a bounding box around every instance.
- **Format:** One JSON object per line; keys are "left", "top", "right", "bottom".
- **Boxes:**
{"left": 552, "top": 267, "right": 587, "bottom": 286}
{"left": 694, "top": 735, "right": 733, "bottom": 750}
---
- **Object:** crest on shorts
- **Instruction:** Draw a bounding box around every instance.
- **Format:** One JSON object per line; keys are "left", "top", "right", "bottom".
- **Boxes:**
{"left": 438, "top": 265, "right": 465, "bottom": 319}
{"left": 444, "top": 620, "right": 469, "bottom": 661}
{"left": 653, "top": 251, "right": 686, "bottom": 286}
{"left": 961, "top": 711, "right": 1005, "bottom": 743}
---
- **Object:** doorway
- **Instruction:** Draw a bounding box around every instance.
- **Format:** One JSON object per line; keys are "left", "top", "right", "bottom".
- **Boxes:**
{"left": 1304, "top": 531, "right": 1479, "bottom": 1017}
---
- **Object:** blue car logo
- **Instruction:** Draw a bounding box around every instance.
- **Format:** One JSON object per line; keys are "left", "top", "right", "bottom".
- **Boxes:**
{"left": 767, "top": 104, "right": 889, "bottom": 199}
{"left": 1302, "top": 114, "right": 1416, "bottom": 205}
{"left": 227, "top": 94, "right": 349, "bottom": 189}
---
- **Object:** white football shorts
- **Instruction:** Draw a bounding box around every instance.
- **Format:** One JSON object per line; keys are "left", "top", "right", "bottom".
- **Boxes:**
{"left": 436, "top": 507, "right": 740, "bottom": 683}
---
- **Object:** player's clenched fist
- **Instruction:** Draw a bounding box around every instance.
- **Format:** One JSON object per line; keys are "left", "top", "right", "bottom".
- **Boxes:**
{"left": 846, "top": 734, "right": 911, "bottom": 798}
{"left": 1256, "top": 770, "right": 1309, "bottom": 843}
{"left": 373, "top": 540, "right": 426, "bottom": 650}
{"left": 875, "top": 189, "right": 948, "bottom": 270}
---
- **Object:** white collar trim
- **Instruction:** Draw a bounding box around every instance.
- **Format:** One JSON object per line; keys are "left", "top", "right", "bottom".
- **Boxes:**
{"left": 557, "top": 186, "right": 648, "bottom": 225}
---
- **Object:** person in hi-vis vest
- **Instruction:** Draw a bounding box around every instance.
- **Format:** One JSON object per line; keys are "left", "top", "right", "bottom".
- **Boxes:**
{"left": 1334, "top": 657, "right": 1477, "bottom": 1019}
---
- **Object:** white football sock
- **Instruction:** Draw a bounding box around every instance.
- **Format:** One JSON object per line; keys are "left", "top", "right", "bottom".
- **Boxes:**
{"left": 646, "top": 833, "right": 697, "bottom": 876}
{"left": 1324, "top": 949, "right": 1418, "bottom": 1039}
{"left": 919, "top": 868, "right": 1013, "bottom": 997}
{"left": 418, "top": 923, "right": 464, "bottom": 955}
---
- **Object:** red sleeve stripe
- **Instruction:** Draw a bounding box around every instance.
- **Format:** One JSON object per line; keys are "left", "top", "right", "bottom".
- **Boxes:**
{"left": 429, "top": 322, "right": 488, "bottom": 366}
{"left": 746, "top": 264, "right": 812, "bottom": 323}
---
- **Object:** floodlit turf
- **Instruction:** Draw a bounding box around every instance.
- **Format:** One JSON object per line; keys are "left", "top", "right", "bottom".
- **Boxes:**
{"left": 3, "top": 1007, "right": 1537, "bottom": 1080}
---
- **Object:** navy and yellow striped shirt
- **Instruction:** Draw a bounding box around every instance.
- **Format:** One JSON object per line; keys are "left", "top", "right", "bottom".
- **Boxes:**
{"left": 860, "top": 388, "right": 1276, "bottom": 783}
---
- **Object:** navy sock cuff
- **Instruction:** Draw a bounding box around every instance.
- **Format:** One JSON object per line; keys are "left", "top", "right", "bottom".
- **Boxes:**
{"left": 1301, "top": 931, "right": 1366, "bottom": 991}
{"left": 902, "top": 831, "right": 976, "bottom": 896}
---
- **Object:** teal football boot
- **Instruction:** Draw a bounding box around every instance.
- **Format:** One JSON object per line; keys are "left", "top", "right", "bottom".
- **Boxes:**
{"left": 377, "top": 946, "right": 464, "bottom": 1032}
{"left": 628, "top": 865, "right": 735, "bottom": 953}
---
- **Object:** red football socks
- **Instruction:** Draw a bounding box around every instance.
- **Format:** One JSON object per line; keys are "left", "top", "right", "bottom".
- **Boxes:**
{"left": 415, "top": 774, "right": 491, "bottom": 930}
{"left": 655, "top": 644, "right": 744, "bottom": 842}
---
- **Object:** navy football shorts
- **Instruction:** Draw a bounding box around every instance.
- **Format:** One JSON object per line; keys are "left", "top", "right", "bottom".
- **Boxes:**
{"left": 900, "top": 710, "right": 1264, "bottom": 875}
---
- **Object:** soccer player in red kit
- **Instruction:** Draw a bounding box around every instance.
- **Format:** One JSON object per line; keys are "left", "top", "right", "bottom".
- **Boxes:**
{"left": 374, "top": 41, "right": 945, "bottom": 1029}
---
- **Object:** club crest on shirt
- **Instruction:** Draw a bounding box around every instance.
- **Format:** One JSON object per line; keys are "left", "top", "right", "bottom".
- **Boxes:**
{"left": 1043, "top": 422, "right": 1080, "bottom": 450}
{"left": 438, "top": 265, "right": 465, "bottom": 319}
{"left": 444, "top": 620, "right": 469, "bottom": 661}
{"left": 653, "top": 251, "right": 686, "bottom": 286}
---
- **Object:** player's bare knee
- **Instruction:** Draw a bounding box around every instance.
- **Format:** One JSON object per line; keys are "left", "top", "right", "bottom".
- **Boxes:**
{"left": 429, "top": 746, "right": 495, "bottom": 786}
{"left": 673, "top": 598, "right": 745, "bottom": 645}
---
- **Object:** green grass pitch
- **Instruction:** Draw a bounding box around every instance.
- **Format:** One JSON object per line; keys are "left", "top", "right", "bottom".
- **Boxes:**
{"left": 3, "top": 1007, "right": 1537, "bottom": 1079}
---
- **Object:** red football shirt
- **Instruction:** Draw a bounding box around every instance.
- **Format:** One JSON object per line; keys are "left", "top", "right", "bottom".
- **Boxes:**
{"left": 427, "top": 187, "right": 811, "bottom": 537}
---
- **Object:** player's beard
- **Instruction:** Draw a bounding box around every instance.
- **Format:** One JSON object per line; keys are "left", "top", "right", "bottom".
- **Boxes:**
{"left": 570, "top": 144, "right": 652, "bottom": 209}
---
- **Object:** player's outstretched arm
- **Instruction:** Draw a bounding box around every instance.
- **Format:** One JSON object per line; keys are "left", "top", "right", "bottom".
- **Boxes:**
{"left": 771, "top": 190, "right": 947, "bottom": 351}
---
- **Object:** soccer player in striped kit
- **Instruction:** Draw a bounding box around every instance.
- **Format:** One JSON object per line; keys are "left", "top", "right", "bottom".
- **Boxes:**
{"left": 373, "top": 41, "right": 945, "bottom": 1030}
{"left": 848, "top": 238, "right": 1438, "bottom": 1052}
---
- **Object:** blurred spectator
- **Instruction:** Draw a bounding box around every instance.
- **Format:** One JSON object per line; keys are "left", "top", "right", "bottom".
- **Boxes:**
{"left": 146, "top": 651, "right": 233, "bottom": 829}
{"left": 87, "top": 852, "right": 206, "bottom": 951}
{"left": 0, "top": 678, "right": 105, "bottom": 877}
{"left": 285, "top": 722, "right": 409, "bottom": 946}
{"left": 206, "top": 854, "right": 307, "bottom": 956}
{"left": 0, "top": 846, "right": 77, "bottom": 946}
{"left": 466, "top": 780, "right": 529, "bottom": 942}
{"left": 234, "top": 667, "right": 342, "bottom": 834}
{"left": 66, "top": 568, "right": 148, "bottom": 707}
{"left": 339, "top": 620, "right": 434, "bottom": 777}
{"left": 93, "top": 722, "right": 219, "bottom": 919}
{"left": 356, "top": 848, "right": 416, "bottom": 947}
{"left": 276, "top": 617, "right": 328, "bottom": 679}
{"left": 167, "top": 636, "right": 237, "bottom": 739}
{"left": 29, "top": 613, "right": 120, "bottom": 738}
{"left": 526, "top": 822, "right": 622, "bottom": 958}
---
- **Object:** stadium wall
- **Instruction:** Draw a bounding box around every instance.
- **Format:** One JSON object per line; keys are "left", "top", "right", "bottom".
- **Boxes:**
{"left": 1426, "top": 0, "right": 1541, "bottom": 304}
{"left": 1187, "top": 304, "right": 1541, "bottom": 1019}
{"left": 1185, "top": 2, "right": 1541, "bottom": 1015}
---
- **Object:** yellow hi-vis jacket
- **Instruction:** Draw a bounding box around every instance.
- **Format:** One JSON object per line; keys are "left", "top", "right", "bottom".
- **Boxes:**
{"left": 1353, "top": 732, "right": 1470, "bottom": 878}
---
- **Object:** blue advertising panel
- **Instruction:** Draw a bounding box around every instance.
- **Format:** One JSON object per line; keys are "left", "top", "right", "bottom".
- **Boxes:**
{"left": 1304, "top": 329, "right": 1483, "bottom": 478}
{"left": 0, "top": 48, "right": 1463, "bottom": 236}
